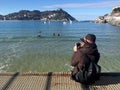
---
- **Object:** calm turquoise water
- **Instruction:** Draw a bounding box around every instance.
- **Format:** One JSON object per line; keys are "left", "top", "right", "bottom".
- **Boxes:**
{"left": 0, "top": 21, "right": 120, "bottom": 72}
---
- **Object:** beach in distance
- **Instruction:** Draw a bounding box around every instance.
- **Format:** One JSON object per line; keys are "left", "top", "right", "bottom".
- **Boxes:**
{"left": 0, "top": 21, "right": 120, "bottom": 72}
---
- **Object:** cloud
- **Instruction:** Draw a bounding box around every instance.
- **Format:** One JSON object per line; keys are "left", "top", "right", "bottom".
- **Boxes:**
{"left": 43, "top": 1, "right": 120, "bottom": 9}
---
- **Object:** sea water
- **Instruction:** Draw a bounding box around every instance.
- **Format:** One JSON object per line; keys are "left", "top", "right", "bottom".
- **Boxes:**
{"left": 0, "top": 20, "right": 120, "bottom": 72}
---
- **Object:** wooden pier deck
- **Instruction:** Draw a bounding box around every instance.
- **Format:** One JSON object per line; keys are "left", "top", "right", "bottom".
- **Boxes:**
{"left": 0, "top": 72, "right": 120, "bottom": 90}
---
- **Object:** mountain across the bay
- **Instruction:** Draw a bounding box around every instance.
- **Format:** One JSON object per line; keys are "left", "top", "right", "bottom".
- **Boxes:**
{"left": 0, "top": 8, "right": 77, "bottom": 21}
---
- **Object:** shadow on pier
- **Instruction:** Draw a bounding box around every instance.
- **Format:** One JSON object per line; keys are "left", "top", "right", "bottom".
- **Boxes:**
{"left": 0, "top": 72, "right": 120, "bottom": 90}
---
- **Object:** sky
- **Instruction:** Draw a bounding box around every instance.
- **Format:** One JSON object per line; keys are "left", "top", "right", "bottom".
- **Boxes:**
{"left": 0, "top": 0, "right": 120, "bottom": 20}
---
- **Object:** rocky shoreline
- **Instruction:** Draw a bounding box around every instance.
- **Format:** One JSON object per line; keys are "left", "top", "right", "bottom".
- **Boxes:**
{"left": 95, "top": 6, "right": 120, "bottom": 26}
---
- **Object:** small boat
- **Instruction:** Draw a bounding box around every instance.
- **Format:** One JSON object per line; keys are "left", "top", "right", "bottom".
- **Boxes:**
{"left": 44, "top": 21, "right": 46, "bottom": 24}
{"left": 68, "top": 19, "right": 72, "bottom": 24}
{"left": 63, "top": 21, "right": 67, "bottom": 25}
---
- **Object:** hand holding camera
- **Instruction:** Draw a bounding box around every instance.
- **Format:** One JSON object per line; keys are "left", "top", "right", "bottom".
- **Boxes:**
{"left": 73, "top": 42, "right": 81, "bottom": 52}
{"left": 76, "top": 42, "right": 81, "bottom": 48}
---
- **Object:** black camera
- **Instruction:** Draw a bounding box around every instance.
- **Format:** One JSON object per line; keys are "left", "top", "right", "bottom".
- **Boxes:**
{"left": 76, "top": 42, "right": 81, "bottom": 47}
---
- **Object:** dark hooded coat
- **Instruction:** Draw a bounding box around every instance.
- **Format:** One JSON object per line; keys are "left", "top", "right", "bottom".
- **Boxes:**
{"left": 71, "top": 43, "right": 100, "bottom": 76}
